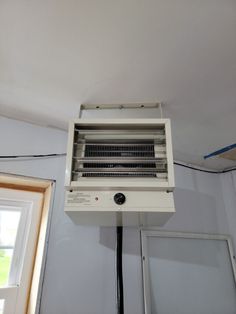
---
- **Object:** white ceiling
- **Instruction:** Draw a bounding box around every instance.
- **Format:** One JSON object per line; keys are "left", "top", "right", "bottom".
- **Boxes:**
{"left": 0, "top": 0, "right": 236, "bottom": 170}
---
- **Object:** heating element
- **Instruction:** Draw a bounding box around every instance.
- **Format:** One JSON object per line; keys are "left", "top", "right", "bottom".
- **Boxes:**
{"left": 71, "top": 125, "right": 168, "bottom": 180}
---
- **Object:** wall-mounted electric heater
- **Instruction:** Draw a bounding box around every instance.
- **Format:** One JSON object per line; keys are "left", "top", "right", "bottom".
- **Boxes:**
{"left": 64, "top": 118, "right": 175, "bottom": 226}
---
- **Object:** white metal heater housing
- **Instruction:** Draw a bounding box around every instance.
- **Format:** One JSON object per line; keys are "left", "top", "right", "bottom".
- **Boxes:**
{"left": 64, "top": 118, "right": 175, "bottom": 226}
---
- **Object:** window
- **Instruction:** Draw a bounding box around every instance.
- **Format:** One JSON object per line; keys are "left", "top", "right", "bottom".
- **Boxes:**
{"left": 0, "top": 300, "right": 5, "bottom": 314}
{"left": 0, "top": 208, "right": 23, "bottom": 287}
{"left": 0, "top": 188, "right": 43, "bottom": 314}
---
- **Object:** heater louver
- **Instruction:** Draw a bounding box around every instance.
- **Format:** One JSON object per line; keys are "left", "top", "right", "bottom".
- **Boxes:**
{"left": 72, "top": 141, "right": 167, "bottom": 178}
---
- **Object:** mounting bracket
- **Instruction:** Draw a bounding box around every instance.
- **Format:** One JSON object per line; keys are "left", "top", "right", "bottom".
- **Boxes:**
{"left": 78, "top": 102, "right": 163, "bottom": 118}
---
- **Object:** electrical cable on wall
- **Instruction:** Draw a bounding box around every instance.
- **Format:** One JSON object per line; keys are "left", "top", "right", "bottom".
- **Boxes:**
{"left": 0, "top": 153, "right": 235, "bottom": 174}
{"left": 0, "top": 153, "right": 66, "bottom": 159}
{"left": 1, "top": 150, "right": 235, "bottom": 314}
{"left": 116, "top": 226, "right": 124, "bottom": 314}
{"left": 173, "top": 162, "right": 236, "bottom": 174}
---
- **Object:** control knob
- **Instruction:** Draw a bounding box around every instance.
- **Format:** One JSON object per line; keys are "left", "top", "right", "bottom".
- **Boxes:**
{"left": 114, "top": 193, "right": 126, "bottom": 205}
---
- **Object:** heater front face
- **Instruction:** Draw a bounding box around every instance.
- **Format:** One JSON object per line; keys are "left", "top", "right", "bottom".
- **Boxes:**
{"left": 65, "top": 119, "right": 174, "bottom": 189}
{"left": 64, "top": 119, "right": 175, "bottom": 226}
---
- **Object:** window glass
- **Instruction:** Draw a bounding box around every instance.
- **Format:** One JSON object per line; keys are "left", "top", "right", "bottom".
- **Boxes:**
{"left": 0, "top": 210, "right": 21, "bottom": 287}
{"left": 0, "top": 249, "right": 14, "bottom": 287}
{"left": 0, "top": 211, "right": 21, "bottom": 246}
{"left": 0, "top": 300, "right": 4, "bottom": 314}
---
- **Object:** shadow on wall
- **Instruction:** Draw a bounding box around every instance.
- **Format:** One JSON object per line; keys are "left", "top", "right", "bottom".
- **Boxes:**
{"left": 164, "top": 187, "right": 218, "bottom": 233}
{"left": 99, "top": 187, "right": 219, "bottom": 255}
{"left": 147, "top": 237, "right": 223, "bottom": 268}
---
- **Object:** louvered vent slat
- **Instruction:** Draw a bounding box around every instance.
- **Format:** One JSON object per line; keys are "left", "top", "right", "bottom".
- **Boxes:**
{"left": 72, "top": 135, "right": 168, "bottom": 179}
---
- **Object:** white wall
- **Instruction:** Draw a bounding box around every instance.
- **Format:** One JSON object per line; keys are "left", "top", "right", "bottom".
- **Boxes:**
{"left": 0, "top": 116, "right": 117, "bottom": 314}
{"left": 219, "top": 172, "right": 236, "bottom": 248}
{"left": 123, "top": 166, "right": 233, "bottom": 314}
{"left": 0, "top": 116, "right": 235, "bottom": 314}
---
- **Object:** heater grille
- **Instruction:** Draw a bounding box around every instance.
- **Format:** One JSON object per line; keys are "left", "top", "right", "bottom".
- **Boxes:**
{"left": 72, "top": 139, "right": 167, "bottom": 179}
{"left": 85, "top": 143, "right": 155, "bottom": 157}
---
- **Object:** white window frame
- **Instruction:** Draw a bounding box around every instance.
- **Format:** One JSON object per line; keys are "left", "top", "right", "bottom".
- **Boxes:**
{"left": 141, "top": 230, "right": 236, "bottom": 314}
{"left": 0, "top": 188, "right": 43, "bottom": 314}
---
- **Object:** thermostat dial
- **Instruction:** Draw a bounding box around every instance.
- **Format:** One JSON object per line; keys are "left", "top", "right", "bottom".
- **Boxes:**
{"left": 114, "top": 193, "right": 126, "bottom": 205}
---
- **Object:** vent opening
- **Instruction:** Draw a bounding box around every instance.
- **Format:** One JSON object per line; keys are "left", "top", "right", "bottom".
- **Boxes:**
{"left": 72, "top": 138, "right": 167, "bottom": 179}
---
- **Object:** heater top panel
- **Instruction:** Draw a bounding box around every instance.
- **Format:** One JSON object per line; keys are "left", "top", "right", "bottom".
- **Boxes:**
{"left": 65, "top": 119, "right": 174, "bottom": 191}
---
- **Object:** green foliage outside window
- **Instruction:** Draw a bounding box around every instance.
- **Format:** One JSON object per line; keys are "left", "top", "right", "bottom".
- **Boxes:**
{"left": 0, "top": 250, "right": 11, "bottom": 287}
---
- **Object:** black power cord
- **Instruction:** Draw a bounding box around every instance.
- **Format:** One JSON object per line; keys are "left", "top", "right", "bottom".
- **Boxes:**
{"left": 116, "top": 226, "right": 124, "bottom": 314}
